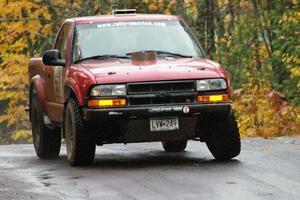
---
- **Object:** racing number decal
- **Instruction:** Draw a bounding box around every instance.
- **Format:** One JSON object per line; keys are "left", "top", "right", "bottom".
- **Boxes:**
{"left": 54, "top": 66, "right": 64, "bottom": 101}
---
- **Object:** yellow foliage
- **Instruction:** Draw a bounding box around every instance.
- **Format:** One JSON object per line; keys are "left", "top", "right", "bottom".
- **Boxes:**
{"left": 11, "top": 130, "right": 32, "bottom": 142}
{"left": 149, "top": 4, "right": 159, "bottom": 12}
{"left": 291, "top": 66, "right": 300, "bottom": 76}
{"left": 233, "top": 81, "right": 300, "bottom": 138}
{"left": 164, "top": 0, "right": 176, "bottom": 15}
{"left": 0, "top": 1, "right": 51, "bottom": 142}
{"left": 158, "top": 0, "right": 164, "bottom": 9}
{"left": 146, "top": 0, "right": 196, "bottom": 16}
{"left": 185, "top": 0, "right": 197, "bottom": 17}
{"left": 239, "top": 0, "right": 254, "bottom": 9}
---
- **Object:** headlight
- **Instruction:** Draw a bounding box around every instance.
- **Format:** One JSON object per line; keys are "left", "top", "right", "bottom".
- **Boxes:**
{"left": 196, "top": 79, "right": 227, "bottom": 91}
{"left": 90, "top": 84, "right": 126, "bottom": 96}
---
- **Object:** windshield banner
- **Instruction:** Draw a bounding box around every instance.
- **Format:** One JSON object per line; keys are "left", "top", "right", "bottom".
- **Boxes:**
{"left": 97, "top": 21, "right": 166, "bottom": 29}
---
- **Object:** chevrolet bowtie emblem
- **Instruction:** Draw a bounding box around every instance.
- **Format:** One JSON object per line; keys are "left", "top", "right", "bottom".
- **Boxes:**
{"left": 156, "top": 91, "right": 170, "bottom": 97}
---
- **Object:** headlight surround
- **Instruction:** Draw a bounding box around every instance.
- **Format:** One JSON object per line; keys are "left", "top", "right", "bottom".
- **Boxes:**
{"left": 196, "top": 79, "right": 227, "bottom": 91}
{"left": 90, "top": 84, "right": 126, "bottom": 96}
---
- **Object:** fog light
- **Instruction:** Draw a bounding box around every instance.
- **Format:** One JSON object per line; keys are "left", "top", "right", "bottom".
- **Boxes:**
{"left": 197, "top": 94, "right": 228, "bottom": 103}
{"left": 88, "top": 99, "right": 126, "bottom": 107}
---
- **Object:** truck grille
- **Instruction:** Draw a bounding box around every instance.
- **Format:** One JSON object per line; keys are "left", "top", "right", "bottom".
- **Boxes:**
{"left": 127, "top": 81, "right": 196, "bottom": 106}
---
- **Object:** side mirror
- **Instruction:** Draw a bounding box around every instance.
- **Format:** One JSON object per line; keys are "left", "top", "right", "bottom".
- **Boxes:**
{"left": 42, "top": 49, "right": 65, "bottom": 66}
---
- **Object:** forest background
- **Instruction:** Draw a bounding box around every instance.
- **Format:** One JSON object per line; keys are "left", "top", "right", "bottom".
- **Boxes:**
{"left": 0, "top": 0, "right": 299, "bottom": 144}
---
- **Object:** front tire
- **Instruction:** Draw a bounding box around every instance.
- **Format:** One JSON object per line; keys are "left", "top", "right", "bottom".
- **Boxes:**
{"left": 64, "top": 97, "right": 96, "bottom": 166}
{"left": 30, "top": 94, "right": 61, "bottom": 159}
{"left": 162, "top": 140, "right": 187, "bottom": 152}
{"left": 201, "top": 112, "right": 241, "bottom": 160}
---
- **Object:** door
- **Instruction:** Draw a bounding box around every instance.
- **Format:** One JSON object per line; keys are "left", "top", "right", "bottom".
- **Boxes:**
{"left": 45, "top": 23, "right": 71, "bottom": 123}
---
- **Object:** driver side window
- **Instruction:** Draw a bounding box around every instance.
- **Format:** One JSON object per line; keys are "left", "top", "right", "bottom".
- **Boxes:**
{"left": 54, "top": 24, "right": 70, "bottom": 60}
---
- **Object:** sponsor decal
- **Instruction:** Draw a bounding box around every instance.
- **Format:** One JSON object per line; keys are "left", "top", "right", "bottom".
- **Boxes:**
{"left": 97, "top": 21, "right": 166, "bottom": 29}
{"left": 148, "top": 106, "right": 183, "bottom": 113}
{"left": 54, "top": 66, "right": 64, "bottom": 101}
{"left": 108, "top": 111, "right": 123, "bottom": 115}
{"left": 182, "top": 106, "right": 190, "bottom": 114}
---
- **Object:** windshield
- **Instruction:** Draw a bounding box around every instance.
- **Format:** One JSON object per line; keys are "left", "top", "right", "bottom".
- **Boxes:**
{"left": 72, "top": 20, "right": 203, "bottom": 63}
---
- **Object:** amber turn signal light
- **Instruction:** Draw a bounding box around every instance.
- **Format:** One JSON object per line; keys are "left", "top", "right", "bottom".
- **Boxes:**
{"left": 197, "top": 94, "right": 229, "bottom": 103}
{"left": 88, "top": 99, "right": 126, "bottom": 107}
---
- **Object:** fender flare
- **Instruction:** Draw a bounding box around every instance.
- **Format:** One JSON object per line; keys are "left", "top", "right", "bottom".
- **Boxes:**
{"left": 64, "top": 78, "right": 85, "bottom": 106}
{"left": 29, "top": 75, "right": 46, "bottom": 113}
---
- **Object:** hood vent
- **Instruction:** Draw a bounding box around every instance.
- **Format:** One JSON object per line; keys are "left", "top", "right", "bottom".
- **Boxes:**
{"left": 131, "top": 51, "right": 157, "bottom": 65}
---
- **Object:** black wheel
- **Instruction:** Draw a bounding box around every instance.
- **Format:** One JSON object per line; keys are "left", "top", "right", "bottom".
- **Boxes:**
{"left": 64, "top": 97, "right": 95, "bottom": 166}
{"left": 162, "top": 140, "right": 187, "bottom": 152}
{"left": 30, "top": 93, "right": 61, "bottom": 159}
{"left": 203, "top": 112, "right": 241, "bottom": 160}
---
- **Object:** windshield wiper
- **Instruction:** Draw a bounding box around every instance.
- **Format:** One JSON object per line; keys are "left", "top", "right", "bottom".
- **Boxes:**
{"left": 75, "top": 54, "right": 130, "bottom": 64}
{"left": 126, "top": 50, "right": 193, "bottom": 58}
{"left": 155, "top": 51, "right": 193, "bottom": 58}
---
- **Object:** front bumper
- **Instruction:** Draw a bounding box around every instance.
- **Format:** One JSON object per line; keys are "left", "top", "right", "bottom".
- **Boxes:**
{"left": 82, "top": 103, "right": 231, "bottom": 144}
{"left": 82, "top": 103, "right": 231, "bottom": 121}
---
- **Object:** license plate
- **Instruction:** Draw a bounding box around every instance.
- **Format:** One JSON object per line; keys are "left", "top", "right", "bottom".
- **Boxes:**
{"left": 150, "top": 117, "right": 179, "bottom": 132}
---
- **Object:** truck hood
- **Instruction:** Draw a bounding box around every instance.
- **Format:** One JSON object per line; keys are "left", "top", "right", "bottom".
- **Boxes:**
{"left": 80, "top": 58, "right": 223, "bottom": 84}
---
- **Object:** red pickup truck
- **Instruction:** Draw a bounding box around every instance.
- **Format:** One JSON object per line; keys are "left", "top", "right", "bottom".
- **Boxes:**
{"left": 28, "top": 10, "right": 240, "bottom": 166}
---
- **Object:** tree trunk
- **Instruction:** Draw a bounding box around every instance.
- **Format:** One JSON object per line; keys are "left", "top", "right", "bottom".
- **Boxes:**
{"left": 176, "top": 0, "right": 185, "bottom": 18}
{"left": 206, "top": 0, "right": 216, "bottom": 59}
{"left": 195, "top": 0, "right": 206, "bottom": 50}
{"left": 251, "top": 0, "right": 262, "bottom": 71}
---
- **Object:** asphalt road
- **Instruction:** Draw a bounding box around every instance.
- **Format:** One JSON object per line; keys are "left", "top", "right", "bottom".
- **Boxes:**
{"left": 0, "top": 138, "right": 299, "bottom": 200}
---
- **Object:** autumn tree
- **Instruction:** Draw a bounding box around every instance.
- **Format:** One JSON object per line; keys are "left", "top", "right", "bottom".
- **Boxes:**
{"left": 0, "top": 1, "right": 54, "bottom": 143}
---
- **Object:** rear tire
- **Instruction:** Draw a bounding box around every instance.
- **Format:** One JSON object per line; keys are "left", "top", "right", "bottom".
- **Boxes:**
{"left": 162, "top": 140, "right": 187, "bottom": 152}
{"left": 64, "top": 97, "right": 95, "bottom": 166}
{"left": 203, "top": 112, "right": 241, "bottom": 160}
{"left": 30, "top": 94, "right": 61, "bottom": 159}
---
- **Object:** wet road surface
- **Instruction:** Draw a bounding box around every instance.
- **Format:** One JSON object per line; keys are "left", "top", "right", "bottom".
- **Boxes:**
{"left": 0, "top": 138, "right": 300, "bottom": 200}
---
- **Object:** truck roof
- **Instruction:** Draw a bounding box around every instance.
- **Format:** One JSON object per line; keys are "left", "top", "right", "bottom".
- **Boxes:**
{"left": 65, "top": 14, "right": 181, "bottom": 24}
